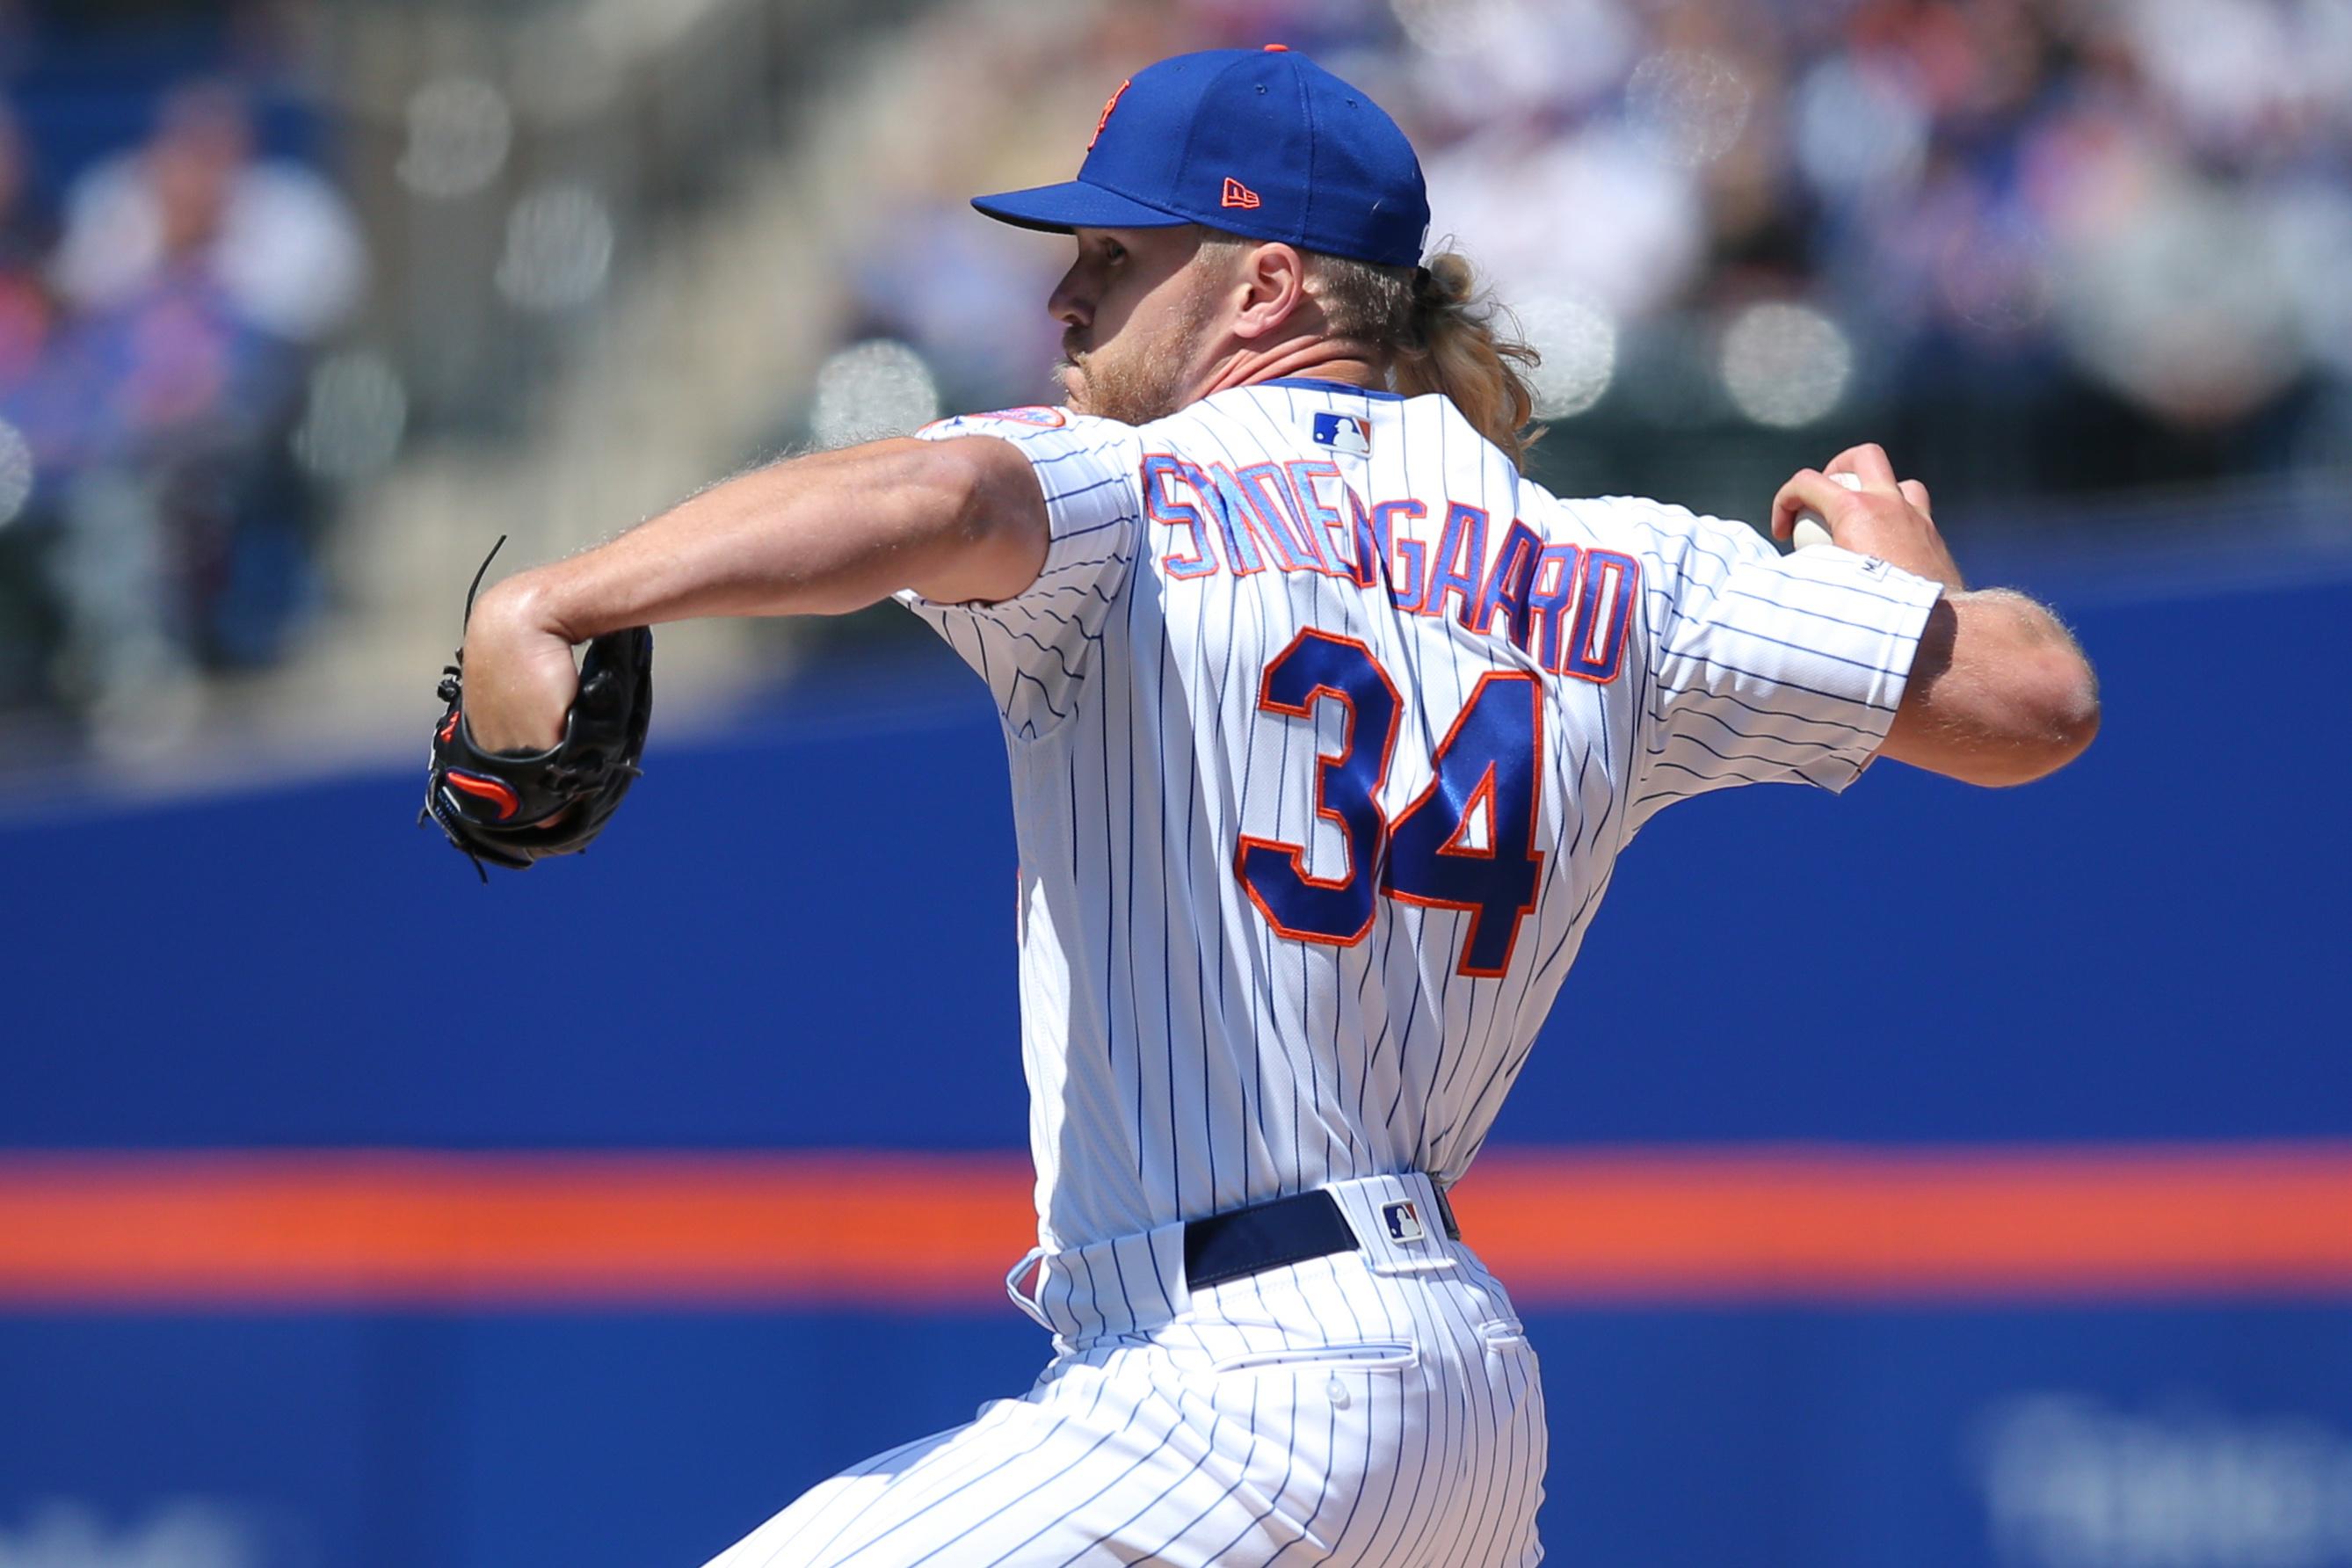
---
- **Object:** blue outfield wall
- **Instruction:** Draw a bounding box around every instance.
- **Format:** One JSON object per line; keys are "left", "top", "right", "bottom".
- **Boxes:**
{"left": 7, "top": 569, "right": 2349, "bottom": 1147}
{"left": 8, "top": 1306, "right": 2352, "bottom": 1567}
{"left": 1, "top": 531, "right": 2348, "bottom": 1565}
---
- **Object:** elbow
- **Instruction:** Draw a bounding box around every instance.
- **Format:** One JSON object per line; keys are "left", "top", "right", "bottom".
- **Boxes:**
{"left": 1981, "top": 650, "right": 2102, "bottom": 787}
{"left": 2003, "top": 691, "right": 2098, "bottom": 786}
{"left": 2047, "top": 669, "right": 2102, "bottom": 770}
{"left": 2022, "top": 641, "right": 2101, "bottom": 780}
{"left": 1888, "top": 592, "right": 2099, "bottom": 788}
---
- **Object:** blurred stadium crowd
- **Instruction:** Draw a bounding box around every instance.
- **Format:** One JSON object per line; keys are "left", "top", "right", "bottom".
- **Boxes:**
{"left": 0, "top": 0, "right": 794, "bottom": 765}
{"left": 0, "top": 9, "right": 363, "bottom": 744}
{"left": 823, "top": 0, "right": 2352, "bottom": 509}
{"left": 3, "top": 0, "right": 2348, "bottom": 762}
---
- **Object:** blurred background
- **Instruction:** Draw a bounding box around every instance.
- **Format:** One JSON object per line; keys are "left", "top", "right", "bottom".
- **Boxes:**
{"left": 1, "top": 0, "right": 2348, "bottom": 1564}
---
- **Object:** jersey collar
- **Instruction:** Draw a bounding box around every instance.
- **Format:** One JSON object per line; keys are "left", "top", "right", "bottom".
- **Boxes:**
{"left": 1259, "top": 375, "right": 1405, "bottom": 401}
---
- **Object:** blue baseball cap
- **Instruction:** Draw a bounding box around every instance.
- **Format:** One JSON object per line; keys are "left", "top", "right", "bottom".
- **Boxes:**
{"left": 972, "top": 47, "right": 1431, "bottom": 270}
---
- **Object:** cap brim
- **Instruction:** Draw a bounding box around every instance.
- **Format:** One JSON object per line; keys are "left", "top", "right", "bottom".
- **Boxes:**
{"left": 971, "top": 179, "right": 1192, "bottom": 235}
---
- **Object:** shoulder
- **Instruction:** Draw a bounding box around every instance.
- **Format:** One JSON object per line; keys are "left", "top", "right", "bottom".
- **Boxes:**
{"left": 918, "top": 406, "right": 1129, "bottom": 446}
{"left": 919, "top": 404, "right": 1075, "bottom": 437}
{"left": 917, "top": 406, "right": 1144, "bottom": 472}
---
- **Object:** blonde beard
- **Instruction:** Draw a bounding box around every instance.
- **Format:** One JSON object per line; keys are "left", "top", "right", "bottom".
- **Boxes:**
{"left": 1057, "top": 266, "right": 1223, "bottom": 425}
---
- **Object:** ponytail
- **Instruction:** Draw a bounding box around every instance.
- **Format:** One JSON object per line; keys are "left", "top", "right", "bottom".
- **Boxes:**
{"left": 1390, "top": 254, "right": 1542, "bottom": 469}
{"left": 1291, "top": 242, "right": 1543, "bottom": 469}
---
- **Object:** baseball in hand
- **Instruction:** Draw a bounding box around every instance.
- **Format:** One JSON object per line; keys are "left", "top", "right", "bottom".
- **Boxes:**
{"left": 1791, "top": 471, "right": 1862, "bottom": 550}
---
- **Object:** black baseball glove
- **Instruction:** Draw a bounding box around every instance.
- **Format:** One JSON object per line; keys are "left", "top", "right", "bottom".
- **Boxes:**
{"left": 420, "top": 551, "right": 653, "bottom": 878}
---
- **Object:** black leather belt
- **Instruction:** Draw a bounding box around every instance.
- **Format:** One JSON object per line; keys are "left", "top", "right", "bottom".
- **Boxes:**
{"left": 1182, "top": 1184, "right": 1462, "bottom": 1290}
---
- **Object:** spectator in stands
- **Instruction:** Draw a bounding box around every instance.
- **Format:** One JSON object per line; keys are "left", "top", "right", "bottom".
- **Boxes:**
{"left": 33, "top": 81, "right": 366, "bottom": 744}
{"left": 54, "top": 80, "right": 364, "bottom": 345}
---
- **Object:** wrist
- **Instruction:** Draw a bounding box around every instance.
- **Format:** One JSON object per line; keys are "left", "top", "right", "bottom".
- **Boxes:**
{"left": 468, "top": 570, "right": 570, "bottom": 649}
{"left": 458, "top": 577, "right": 579, "bottom": 753}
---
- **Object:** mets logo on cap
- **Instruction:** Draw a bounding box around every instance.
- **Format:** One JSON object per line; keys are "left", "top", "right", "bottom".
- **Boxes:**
{"left": 1087, "top": 78, "right": 1130, "bottom": 151}
{"left": 1311, "top": 410, "right": 1372, "bottom": 458}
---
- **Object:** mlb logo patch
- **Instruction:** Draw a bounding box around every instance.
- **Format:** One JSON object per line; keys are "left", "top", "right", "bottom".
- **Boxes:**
{"left": 1311, "top": 411, "right": 1371, "bottom": 458}
{"left": 1382, "top": 1200, "right": 1425, "bottom": 1243}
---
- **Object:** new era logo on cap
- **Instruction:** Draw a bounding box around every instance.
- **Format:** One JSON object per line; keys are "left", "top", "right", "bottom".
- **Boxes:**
{"left": 1220, "top": 177, "right": 1261, "bottom": 210}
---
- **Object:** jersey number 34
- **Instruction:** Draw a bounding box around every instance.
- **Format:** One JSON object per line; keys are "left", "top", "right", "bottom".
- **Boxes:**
{"left": 1236, "top": 629, "right": 1543, "bottom": 978}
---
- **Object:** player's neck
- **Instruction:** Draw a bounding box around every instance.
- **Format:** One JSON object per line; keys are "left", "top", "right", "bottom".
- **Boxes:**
{"left": 1197, "top": 335, "right": 1390, "bottom": 400}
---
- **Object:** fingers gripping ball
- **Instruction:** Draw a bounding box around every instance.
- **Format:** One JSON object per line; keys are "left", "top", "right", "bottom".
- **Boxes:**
{"left": 422, "top": 626, "right": 654, "bottom": 878}
{"left": 1791, "top": 470, "right": 1862, "bottom": 550}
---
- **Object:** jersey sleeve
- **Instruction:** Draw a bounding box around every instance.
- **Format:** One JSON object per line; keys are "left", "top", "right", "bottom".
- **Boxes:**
{"left": 1620, "top": 503, "right": 1943, "bottom": 828}
{"left": 895, "top": 409, "right": 1145, "bottom": 739}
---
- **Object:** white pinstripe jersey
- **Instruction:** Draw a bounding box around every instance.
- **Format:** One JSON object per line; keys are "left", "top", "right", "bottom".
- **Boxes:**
{"left": 901, "top": 378, "right": 1940, "bottom": 1254}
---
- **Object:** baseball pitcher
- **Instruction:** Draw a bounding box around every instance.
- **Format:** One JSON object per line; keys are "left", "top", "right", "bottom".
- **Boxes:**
{"left": 426, "top": 47, "right": 2099, "bottom": 1567}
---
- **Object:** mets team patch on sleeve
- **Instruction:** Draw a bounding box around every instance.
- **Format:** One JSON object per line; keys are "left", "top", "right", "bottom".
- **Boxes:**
{"left": 918, "top": 406, "right": 1071, "bottom": 436}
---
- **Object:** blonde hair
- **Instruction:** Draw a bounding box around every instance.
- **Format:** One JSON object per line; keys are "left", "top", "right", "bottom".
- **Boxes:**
{"left": 1309, "top": 250, "right": 1543, "bottom": 469}
{"left": 1194, "top": 233, "right": 1544, "bottom": 468}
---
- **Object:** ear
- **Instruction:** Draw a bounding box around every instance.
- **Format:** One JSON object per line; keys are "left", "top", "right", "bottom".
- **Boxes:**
{"left": 1230, "top": 243, "right": 1310, "bottom": 341}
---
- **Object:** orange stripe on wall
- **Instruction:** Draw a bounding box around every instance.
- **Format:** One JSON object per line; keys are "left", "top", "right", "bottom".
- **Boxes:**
{"left": 0, "top": 1152, "right": 1035, "bottom": 1308}
{"left": 1464, "top": 1147, "right": 2352, "bottom": 1301}
{"left": 1, "top": 1146, "right": 2348, "bottom": 1308}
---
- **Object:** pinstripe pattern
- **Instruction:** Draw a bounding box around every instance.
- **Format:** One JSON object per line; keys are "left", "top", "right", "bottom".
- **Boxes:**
{"left": 736, "top": 386, "right": 1944, "bottom": 1565}
{"left": 704, "top": 1177, "right": 1544, "bottom": 1568}
{"left": 895, "top": 389, "right": 1938, "bottom": 1253}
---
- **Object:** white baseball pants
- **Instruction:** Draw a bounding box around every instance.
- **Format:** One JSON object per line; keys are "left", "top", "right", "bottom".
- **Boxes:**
{"left": 702, "top": 1172, "right": 1545, "bottom": 1567}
